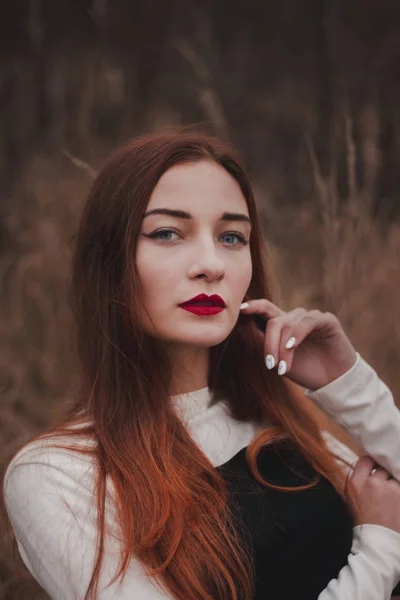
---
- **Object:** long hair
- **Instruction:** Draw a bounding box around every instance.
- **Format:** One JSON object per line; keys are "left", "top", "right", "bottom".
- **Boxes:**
{"left": 1, "top": 129, "right": 357, "bottom": 600}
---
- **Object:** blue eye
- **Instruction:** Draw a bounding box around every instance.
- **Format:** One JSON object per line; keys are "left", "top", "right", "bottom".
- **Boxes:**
{"left": 147, "top": 229, "right": 178, "bottom": 241}
{"left": 220, "top": 232, "right": 249, "bottom": 246}
{"left": 145, "top": 229, "right": 249, "bottom": 246}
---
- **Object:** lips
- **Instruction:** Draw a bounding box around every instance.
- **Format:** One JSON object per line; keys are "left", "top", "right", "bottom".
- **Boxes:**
{"left": 179, "top": 293, "right": 226, "bottom": 308}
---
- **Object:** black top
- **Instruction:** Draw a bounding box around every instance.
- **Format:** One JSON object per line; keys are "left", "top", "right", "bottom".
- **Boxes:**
{"left": 217, "top": 439, "right": 399, "bottom": 599}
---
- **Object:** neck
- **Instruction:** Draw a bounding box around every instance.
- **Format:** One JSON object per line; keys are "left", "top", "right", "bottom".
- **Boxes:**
{"left": 168, "top": 345, "right": 210, "bottom": 396}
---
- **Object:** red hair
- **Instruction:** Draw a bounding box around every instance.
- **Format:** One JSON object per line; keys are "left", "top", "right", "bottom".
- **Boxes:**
{"left": 1, "top": 129, "right": 357, "bottom": 600}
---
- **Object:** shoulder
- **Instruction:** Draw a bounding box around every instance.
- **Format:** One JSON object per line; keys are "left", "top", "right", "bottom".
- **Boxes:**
{"left": 3, "top": 429, "right": 98, "bottom": 515}
{"left": 2, "top": 431, "right": 121, "bottom": 599}
{"left": 2, "top": 429, "right": 109, "bottom": 569}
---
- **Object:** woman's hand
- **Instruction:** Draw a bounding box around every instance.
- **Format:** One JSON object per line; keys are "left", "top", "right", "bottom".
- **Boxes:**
{"left": 350, "top": 456, "right": 400, "bottom": 533}
{"left": 240, "top": 298, "right": 358, "bottom": 391}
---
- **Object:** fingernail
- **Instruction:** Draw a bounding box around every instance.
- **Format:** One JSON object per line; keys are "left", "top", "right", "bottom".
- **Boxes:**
{"left": 265, "top": 354, "right": 275, "bottom": 369}
{"left": 240, "top": 302, "right": 249, "bottom": 309}
{"left": 285, "top": 337, "right": 296, "bottom": 349}
{"left": 278, "top": 360, "right": 287, "bottom": 375}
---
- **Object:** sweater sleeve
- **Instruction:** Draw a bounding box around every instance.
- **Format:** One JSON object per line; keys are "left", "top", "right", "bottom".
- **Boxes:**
{"left": 305, "top": 352, "right": 400, "bottom": 481}
{"left": 319, "top": 430, "right": 400, "bottom": 599}
{"left": 301, "top": 352, "right": 400, "bottom": 600}
{"left": 2, "top": 441, "right": 173, "bottom": 600}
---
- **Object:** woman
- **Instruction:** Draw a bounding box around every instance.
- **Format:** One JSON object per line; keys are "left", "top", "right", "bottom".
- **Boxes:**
{"left": 2, "top": 130, "right": 400, "bottom": 600}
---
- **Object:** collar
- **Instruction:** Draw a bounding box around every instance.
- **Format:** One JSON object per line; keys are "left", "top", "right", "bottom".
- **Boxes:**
{"left": 170, "top": 386, "right": 213, "bottom": 422}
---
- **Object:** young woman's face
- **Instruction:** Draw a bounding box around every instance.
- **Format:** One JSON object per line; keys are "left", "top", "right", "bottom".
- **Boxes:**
{"left": 136, "top": 160, "right": 252, "bottom": 348}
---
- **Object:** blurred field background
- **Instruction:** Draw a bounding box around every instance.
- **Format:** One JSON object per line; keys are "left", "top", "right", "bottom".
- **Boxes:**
{"left": 1, "top": 1, "right": 400, "bottom": 598}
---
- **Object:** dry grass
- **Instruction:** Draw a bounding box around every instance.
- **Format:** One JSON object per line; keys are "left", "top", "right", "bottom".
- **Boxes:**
{"left": 0, "top": 140, "right": 399, "bottom": 598}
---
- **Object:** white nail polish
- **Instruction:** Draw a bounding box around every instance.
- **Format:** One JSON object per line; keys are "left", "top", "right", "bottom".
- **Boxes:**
{"left": 265, "top": 354, "right": 275, "bottom": 369}
{"left": 240, "top": 302, "right": 249, "bottom": 309}
{"left": 278, "top": 360, "right": 287, "bottom": 375}
{"left": 285, "top": 337, "right": 296, "bottom": 349}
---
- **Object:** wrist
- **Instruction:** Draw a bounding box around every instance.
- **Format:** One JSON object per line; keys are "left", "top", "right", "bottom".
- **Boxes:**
{"left": 321, "top": 349, "right": 358, "bottom": 388}
{"left": 306, "top": 351, "right": 359, "bottom": 393}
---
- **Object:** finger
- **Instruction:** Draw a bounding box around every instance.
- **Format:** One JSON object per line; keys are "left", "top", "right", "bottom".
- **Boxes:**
{"left": 280, "top": 314, "right": 321, "bottom": 355}
{"left": 274, "top": 309, "right": 308, "bottom": 374}
{"left": 264, "top": 308, "right": 307, "bottom": 375}
{"left": 276, "top": 309, "right": 309, "bottom": 373}
{"left": 263, "top": 310, "right": 305, "bottom": 371}
{"left": 264, "top": 317, "right": 283, "bottom": 371}
{"left": 370, "top": 466, "right": 391, "bottom": 481}
{"left": 275, "top": 314, "right": 320, "bottom": 376}
{"left": 280, "top": 311, "right": 334, "bottom": 373}
{"left": 240, "top": 298, "right": 285, "bottom": 319}
{"left": 350, "top": 455, "right": 376, "bottom": 490}
{"left": 386, "top": 478, "right": 400, "bottom": 491}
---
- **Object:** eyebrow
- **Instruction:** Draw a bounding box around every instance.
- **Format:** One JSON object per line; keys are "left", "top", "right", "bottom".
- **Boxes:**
{"left": 142, "top": 208, "right": 251, "bottom": 225}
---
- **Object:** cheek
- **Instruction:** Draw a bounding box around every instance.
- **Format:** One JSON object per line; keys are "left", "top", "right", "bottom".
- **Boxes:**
{"left": 230, "top": 254, "right": 252, "bottom": 293}
{"left": 136, "top": 252, "right": 177, "bottom": 302}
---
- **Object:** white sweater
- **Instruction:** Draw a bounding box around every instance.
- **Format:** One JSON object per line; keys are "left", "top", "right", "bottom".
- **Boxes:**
{"left": 3, "top": 353, "right": 400, "bottom": 599}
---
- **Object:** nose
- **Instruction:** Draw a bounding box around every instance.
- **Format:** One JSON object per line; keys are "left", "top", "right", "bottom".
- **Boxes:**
{"left": 187, "top": 237, "right": 225, "bottom": 282}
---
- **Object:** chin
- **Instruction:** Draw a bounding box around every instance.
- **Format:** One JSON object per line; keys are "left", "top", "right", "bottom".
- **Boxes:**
{"left": 171, "top": 329, "right": 231, "bottom": 347}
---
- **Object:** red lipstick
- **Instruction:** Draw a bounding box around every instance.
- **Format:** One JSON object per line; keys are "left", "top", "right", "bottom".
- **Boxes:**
{"left": 179, "top": 293, "right": 226, "bottom": 316}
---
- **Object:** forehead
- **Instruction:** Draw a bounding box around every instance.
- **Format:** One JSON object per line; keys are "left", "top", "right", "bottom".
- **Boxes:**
{"left": 147, "top": 160, "right": 248, "bottom": 213}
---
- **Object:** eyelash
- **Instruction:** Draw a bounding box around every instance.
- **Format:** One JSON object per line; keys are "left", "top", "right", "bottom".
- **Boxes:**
{"left": 145, "top": 228, "right": 249, "bottom": 246}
